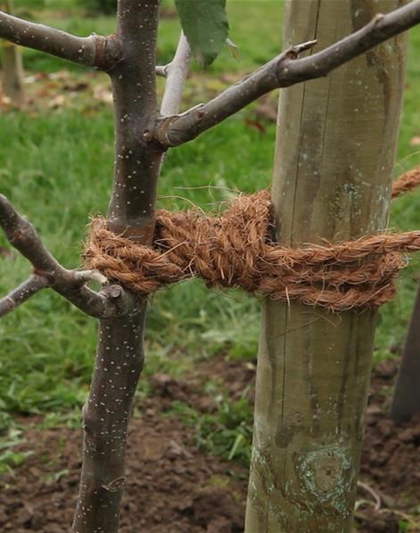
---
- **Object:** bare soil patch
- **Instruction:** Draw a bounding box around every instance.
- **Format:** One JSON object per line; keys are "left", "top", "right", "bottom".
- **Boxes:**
{"left": 0, "top": 357, "right": 419, "bottom": 532}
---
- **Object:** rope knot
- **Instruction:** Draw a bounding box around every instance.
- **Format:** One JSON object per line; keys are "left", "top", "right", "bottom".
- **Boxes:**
{"left": 84, "top": 168, "right": 420, "bottom": 312}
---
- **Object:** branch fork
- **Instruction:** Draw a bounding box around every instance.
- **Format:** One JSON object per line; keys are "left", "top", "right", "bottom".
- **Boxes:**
{"left": 146, "top": 0, "right": 420, "bottom": 148}
{"left": 147, "top": 39, "right": 317, "bottom": 148}
{"left": 285, "top": 39, "right": 318, "bottom": 59}
{"left": 0, "top": 194, "right": 135, "bottom": 319}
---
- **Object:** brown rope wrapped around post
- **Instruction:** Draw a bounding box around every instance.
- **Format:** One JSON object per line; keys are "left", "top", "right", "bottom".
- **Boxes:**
{"left": 84, "top": 167, "right": 420, "bottom": 312}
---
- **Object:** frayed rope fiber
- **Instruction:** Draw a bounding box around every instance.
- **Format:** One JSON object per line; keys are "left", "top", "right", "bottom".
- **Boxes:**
{"left": 84, "top": 167, "right": 420, "bottom": 312}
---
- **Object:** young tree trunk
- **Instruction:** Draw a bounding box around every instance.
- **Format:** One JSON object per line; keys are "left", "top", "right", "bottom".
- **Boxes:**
{"left": 245, "top": 1, "right": 408, "bottom": 532}
{"left": 391, "top": 280, "right": 420, "bottom": 422}
{"left": 0, "top": 0, "right": 24, "bottom": 106}
{"left": 72, "top": 1, "right": 165, "bottom": 531}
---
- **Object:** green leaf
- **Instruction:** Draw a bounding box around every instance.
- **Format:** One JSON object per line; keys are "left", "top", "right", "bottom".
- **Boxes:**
{"left": 175, "top": 0, "right": 229, "bottom": 68}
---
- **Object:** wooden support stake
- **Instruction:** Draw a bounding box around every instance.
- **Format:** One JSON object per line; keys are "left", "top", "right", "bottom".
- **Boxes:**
{"left": 245, "top": 1, "right": 408, "bottom": 531}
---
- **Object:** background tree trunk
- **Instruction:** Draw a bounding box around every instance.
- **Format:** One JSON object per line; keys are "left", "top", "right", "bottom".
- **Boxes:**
{"left": 245, "top": 1, "right": 408, "bottom": 532}
{"left": 391, "top": 280, "right": 420, "bottom": 422}
{"left": 0, "top": 0, "right": 24, "bottom": 106}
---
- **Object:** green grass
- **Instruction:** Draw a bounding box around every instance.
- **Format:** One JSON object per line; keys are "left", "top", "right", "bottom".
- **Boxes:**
{"left": 17, "top": 0, "right": 285, "bottom": 75}
{"left": 168, "top": 396, "right": 253, "bottom": 468}
{"left": 0, "top": 2, "right": 282, "bottom": 427}
{"left": 1, "top": 1, "right": 420, "bottom": 452}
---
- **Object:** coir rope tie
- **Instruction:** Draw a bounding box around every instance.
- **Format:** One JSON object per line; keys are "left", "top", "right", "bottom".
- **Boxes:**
{"left": 84, "top": 167, "right": 420, "bottom": 312}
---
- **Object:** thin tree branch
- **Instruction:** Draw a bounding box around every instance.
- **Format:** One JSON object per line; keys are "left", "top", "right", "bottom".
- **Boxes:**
{"left": 0, "top": 274, "right": 48, "bottom": 318}
{"left": 0, "top": 10, "right": 122, "bottom": 70}
{"left": 148, "top": 0, "right": 420, "bottom": 147}
{"left": 0, "top": 194, "right": 136, "bottom": 319}
{"left": 160, "top": 32, "right": 191, "bottom": 116}
{"left": 156, "top": 65, "right": 168, "bottom": 77}
{"left": 147, "top": 40, "right": 315, "bottom": 147}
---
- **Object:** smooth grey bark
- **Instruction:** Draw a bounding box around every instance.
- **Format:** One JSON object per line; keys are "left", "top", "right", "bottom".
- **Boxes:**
{"left": 160, "top": 33, "right": 191, "bottom": 117}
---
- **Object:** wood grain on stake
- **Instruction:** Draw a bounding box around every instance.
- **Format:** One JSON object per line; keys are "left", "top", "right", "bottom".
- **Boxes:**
{"left": 245, "top": 1, "right": 409, "bottom": 532}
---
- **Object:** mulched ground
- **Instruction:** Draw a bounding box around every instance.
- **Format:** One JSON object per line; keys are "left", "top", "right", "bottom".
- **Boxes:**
{"left": 0, "top": 357, "right": 419, "bottom": 533}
